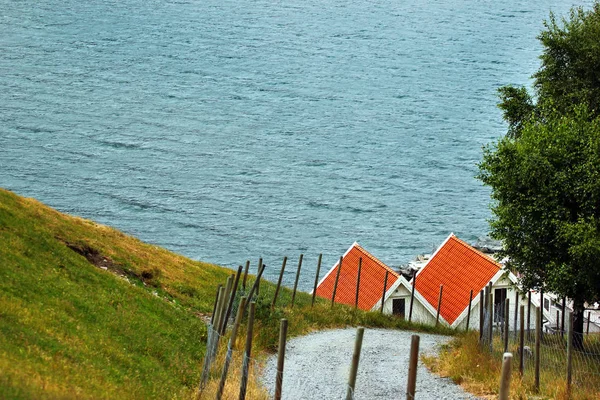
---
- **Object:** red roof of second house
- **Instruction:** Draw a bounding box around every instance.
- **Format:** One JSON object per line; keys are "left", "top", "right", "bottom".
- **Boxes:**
{"left": 415, "top": 234, "right": 501, "bottom": 325}
{"left": 315, "top": 243, "right": 399, "bottom": 310}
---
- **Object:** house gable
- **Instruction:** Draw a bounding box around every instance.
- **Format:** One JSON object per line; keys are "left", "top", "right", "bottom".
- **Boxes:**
{"left": 414, "top": 234, "right": 502, "bottom": 326}
{"left": 314, "top": 242, "right": 399, "bottom": 310}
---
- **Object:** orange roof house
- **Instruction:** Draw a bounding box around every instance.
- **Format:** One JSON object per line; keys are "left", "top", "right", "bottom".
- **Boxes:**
{"left": 314, "top": 243, "right": 400, "bottom": 311}
{"left": 414, "top": 233, "right": 518, "bottom": 328}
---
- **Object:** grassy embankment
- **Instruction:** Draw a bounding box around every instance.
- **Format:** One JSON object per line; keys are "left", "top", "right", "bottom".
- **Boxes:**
{"left": 0, "top": 188, "right": 453, "bottom": 399}
{"left": 424, "top": 331, "right": 600, "bottom": 400}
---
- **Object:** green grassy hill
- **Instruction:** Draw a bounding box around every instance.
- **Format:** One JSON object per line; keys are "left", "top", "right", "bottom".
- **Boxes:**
{"left": 0, "top": 188, "right": 232, "bottom": 399}
{"left": 0, "top": 188, "right": 451, "bottom": 399}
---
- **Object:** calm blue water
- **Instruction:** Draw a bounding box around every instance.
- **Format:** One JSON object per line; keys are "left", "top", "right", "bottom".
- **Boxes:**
{"left": 0, "top": 0, "right": 594, "bottom": 289}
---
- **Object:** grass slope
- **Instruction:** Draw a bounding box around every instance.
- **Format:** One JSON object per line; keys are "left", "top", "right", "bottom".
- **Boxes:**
{"left": 0, "top": 188, "right": 454, "bottom": 399}
{"left": 0, "top": 188, "right": 231, "bottom": 399}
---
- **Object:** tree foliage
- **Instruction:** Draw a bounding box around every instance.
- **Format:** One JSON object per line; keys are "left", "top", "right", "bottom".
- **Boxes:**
{"left": 479, "top": 108, "right": 600, "bottom": 307}
{"left": 498, "top": 2, "right": 600, "bottom": 138}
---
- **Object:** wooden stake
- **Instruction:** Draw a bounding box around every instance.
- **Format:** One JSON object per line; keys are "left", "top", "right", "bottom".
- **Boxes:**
{"left": 499, "top": 353, "right": 513, "bottom": 400}
{"left": 408, "top": 273, "right": 416, "bottom": 322}
{"left": 238, "top": 302, "right": 256, "bottom": 400}
{"left": 479, "top": 289, "right": 484, "bottom": 342}
{"left": 331, "top": 256, "right": 342, "bottom": 308}
{"left": 311, "top": 254, "right": 322, "bottom": 307}
{"left": 587, "top": 311, "right": 591, "bottom": 335}
{"left": 213, "top": 286, "right": 225, "bottom": 333}
{"left": 527, "top": 291, "right": 532, "bottom": 340}
{"left": 540, "top": 287, "right": 544, "bottom": 342}
{"left": 514, "top": 290, "right": 519, "bottom": 340}
{"left": 210, "top": 284, "right": 223, "bottom": 325}
{"left": 406, "top": 334, "right": 420, "bottom": 400}
{"left": 255, "top": 257, "right": 263, "bottom": 296}
{"left": 561, "top": 297, "right": 566, "bottom": 338}
{"left": 488, "top": 283, "right": 493, "bottom": 352}
{"left": 435, "top": 285, "right": 443, "bottom": 327}
{"left": 274, "top": 319, "right": 288, "bottom": 400}
{"left": 291, "top": 254, "right": 303, "bottom": 308}
{"left": 345, "top": 327, "right": 364, "bottom": 400}
{"left": 272, "top": 256, "right": 287, "bottom": 309}
{"left": 222, "top": 266, "right": 243, "bottom": 335}
{"left": 535, "top": 307, "right": 541, "bottom": 392}
{"left": 519, "top": 305, "right": 524, "bottom": 376}
{"left": 218, "top": 275, "right": 234, "bottom": 335}
{"left": 243, "top": 264, "right": 266, "bottom": 316}
{"left": 504, "top": 298, "right": 510, "bottom": 353}
{"left": 381, "top": 270, "right": 389, "bottom": 314}
{"left": 354, "top": 257, "right": 362, "bottom": 310}
{"left": 216, "top": 296, "right": 247, "bottom": 400}
{"left": 566, "top": 311, "right": 573, "bottom": 397}
{"left": 466, "top": 289, "right": 473, "bottom": 331}
{"left": 242, "top": 260, "right": 250, "bottom": 290}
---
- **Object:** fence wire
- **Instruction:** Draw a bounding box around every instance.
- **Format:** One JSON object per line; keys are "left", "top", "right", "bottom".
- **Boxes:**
{"left": 482, "top": 307, "right": 600, "bottom": 398}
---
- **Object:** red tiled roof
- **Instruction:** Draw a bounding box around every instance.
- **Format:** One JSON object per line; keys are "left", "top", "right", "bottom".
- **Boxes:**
{"left": 315, "top": 243, "right": 399, "bottom": 310}
{"left": 415, "top": 234, "right": 501, "bottom": 325}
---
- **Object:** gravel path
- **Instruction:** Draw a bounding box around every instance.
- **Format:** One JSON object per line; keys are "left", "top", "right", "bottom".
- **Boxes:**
{"left": 261, "top": 328, "right": 480, "bottom": 399}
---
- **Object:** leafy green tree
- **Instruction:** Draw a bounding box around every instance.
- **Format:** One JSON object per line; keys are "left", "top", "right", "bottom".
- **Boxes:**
{"left": 498, "top": 2, "right": 600, "bottom": 138}
{"left": 479, "top": 108, "right": 600, "bottom": 341}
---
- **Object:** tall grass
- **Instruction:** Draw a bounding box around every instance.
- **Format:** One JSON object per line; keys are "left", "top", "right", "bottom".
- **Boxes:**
{"left": 423, "top": 331, "right": 600, "bottom": 399}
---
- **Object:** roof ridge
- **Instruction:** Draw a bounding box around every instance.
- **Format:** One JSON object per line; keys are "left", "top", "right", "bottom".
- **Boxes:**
{"left": 353, "top": 242, "right": 400, "bottom": 278}
{"left": 450, "top": 235, "right": 501, "bottom": 270}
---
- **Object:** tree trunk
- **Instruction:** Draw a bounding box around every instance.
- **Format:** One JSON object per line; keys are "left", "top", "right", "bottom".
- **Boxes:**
{"left": 572, "top": 297, "right": 585, "bottom": 350}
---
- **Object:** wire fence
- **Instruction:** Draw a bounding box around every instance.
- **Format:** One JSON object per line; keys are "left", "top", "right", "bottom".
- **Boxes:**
{"left": 482, "top": 302, "right": 600, "bottom": 398}
{"left": 197, "top": 254, "right": 600, "bottom": 399}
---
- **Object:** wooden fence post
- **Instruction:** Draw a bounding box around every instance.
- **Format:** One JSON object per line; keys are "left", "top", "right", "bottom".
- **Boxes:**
{"left": 238, "top": 302, "right": 256, "bottom": 400}
{"left": 242, "top": 264, "right": 266, "bottom": 316}
{"left": 499, "top": 353, "right": 513, "bottom": 400}
{"left": 504, "top": 298, "right": 510, "bottom": 353}
{"left": 535, "top": 307, "right": 541, "bottom": 392}
{"left": 345, "top": 327, "right": 364, "bottom": 400}
{"left": 381, "top": 271, "right": 389, "bottom": 314}
{"left": 408, "top": 273, "right": 416, "bottom": 322}
{"left": 466, "top": 289, "right": 473, "bottom": 331}
{"left": 354, "top": 257, "right": 362, "bottom": 310}
{"left": 587, "top": 311, "right": 591, "bottom": 335}
{"left": 479, "top": 289, "right": 484, "bottom": 342}
{"left": 488, "top": 283, "right": 493, "bottom": 352}
{"left": 331, "top": 256, "right": 342, "bottom": 308}
{"left": 527, "top": 291, "right": 532, "bottom": 341}
{"left": 274, "top": 319, "right": 288, "bottom": 400}
{"left": 514, "top": 291, "right": 519, "bottom": 340}
{"left": 256, "top": 258, "right": 263, "bottom": 296}
{"left": 561, "top": 297, "right": 566, "bottom": 338}
{"left": 242, "top": 260, "right": 250, "bottom": 291}
{"left": 406, "top": 334, "right": 420, "bottom": 400}
{"left": 291, "top": 254, "right": 303, "bottom": 308}
{"left": 519, "top": 305, "right": 525, "bottom": 376}
{"left": 219, "top": 275, "right": 234, "bottom": 335}
{"left": 311, "top": 254, "right": 322, "bottom": 307}
{"left": 216, "top": 296, "right": 247, "bottom": 400}
{"left": 210, "top": 284, "right": 223, "bottom": 325}
{"left": 222, "top": 266, "right": 243, "bottom": 335}
{"left": 213, "top": 286, "right": 225, "bottom": 335}
{"left": 566, "top": 311, "right": 573, "bottom": 398}
{"left": 272, "top": 256, "right": 287, "bottom": 309}
{"left": 540, "top": 288, "right": 544, "bottom": 342}
{"left": 435, "top": 285, "right": 443, "bottom": 327}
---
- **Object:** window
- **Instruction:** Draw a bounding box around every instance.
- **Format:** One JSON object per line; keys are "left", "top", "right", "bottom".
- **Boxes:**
{"left": 544, "top": 298, "right": 550, "bottom": 311}
{"left": 392, "top": 298, "right": 405, "bottom": 319}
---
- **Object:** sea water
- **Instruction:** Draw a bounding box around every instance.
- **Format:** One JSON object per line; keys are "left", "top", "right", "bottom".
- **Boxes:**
{"left": 0, "top": 0, "right": 594, "bottom": 289}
